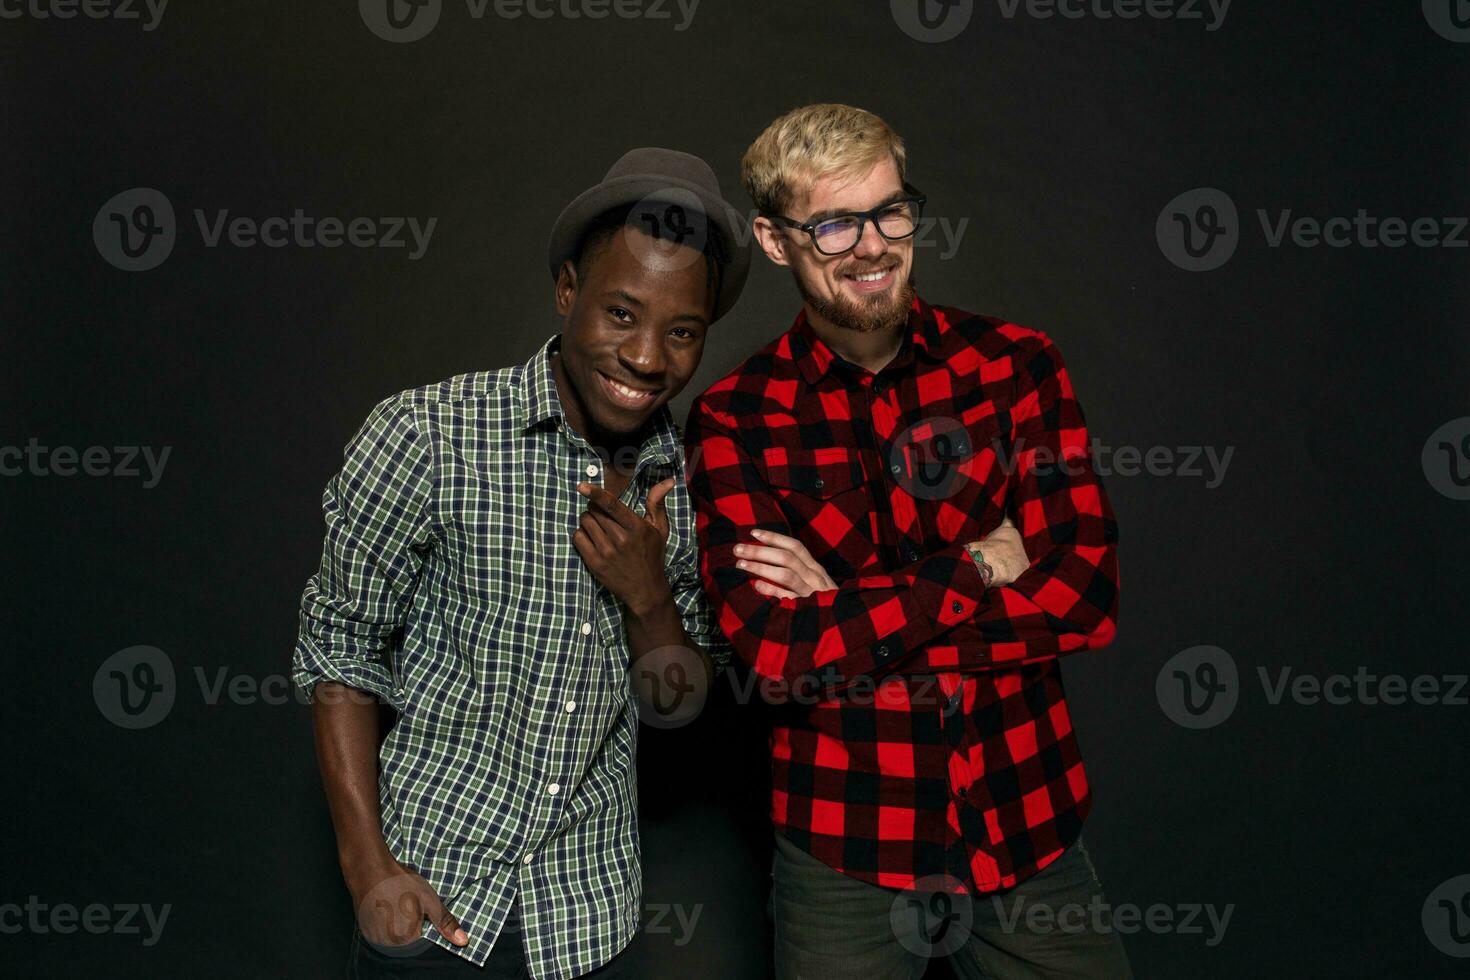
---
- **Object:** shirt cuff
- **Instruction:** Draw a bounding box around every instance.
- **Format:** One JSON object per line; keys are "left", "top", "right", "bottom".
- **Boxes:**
{"left": 906, "top": 540, "right": 990, "bottom": 630}
{"left": 292, "top": 638, "right": 404, "bottom": 711}
{"left": 846, "top": 543, "right": 989, "bottom": 677}
{"left": 683, "top": 626, "right": 733, "bottom": 674}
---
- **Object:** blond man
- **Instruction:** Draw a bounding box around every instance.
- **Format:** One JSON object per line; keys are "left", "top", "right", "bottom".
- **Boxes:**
{"left": 683, "top": 104, "right": 1131, "bottom": 978}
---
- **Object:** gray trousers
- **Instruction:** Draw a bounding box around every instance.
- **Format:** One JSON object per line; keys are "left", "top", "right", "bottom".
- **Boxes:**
{"left": 771, "top": 833, "right": 1133, "bottom": 980}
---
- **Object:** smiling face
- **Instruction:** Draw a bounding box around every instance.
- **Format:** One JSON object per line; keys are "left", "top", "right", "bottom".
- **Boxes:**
{"left": 552, "top": 225, "right": 713, "bottom": 443}
{"left": 754, "top": 154, "right": 916, "bottom": 335}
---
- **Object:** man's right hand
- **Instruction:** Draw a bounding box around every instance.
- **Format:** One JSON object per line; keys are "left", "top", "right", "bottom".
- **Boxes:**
{"left": 311, "top": 681, "right": 469, "bottom": 949}
{"left": 346, "top": 851, "right": 469, "bottom": 947}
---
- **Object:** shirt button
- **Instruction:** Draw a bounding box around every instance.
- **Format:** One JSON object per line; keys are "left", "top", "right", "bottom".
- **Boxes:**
{"left": 890, "top": 464, "right": 902, "bottom": 476}
{"left": 585, "top": 463, "right": 599, "bottom": 478}
{"left": 580, "top": 622, "right": 592, "bottom": 635}
{"left": 547, "top": 783, "right": 561, "bottom": 796}
{"left": 564, "top": 700, "right": 577, "bottom": 713}
{"left": 522, "top": 854, "right": 534, "bottom": 865}
{"left": 876, "top": 645, "right": 889, "bottom": 658}
{"left": 952, "top": 600, "right": 963, "bottom": 614}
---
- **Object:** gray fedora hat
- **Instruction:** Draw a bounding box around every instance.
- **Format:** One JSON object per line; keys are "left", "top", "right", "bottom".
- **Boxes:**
{"left": 547, "top": 147, "right": 751, "bottom": 322}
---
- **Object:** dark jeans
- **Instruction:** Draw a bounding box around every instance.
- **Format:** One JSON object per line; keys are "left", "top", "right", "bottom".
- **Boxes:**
{"left": 348, "top": 901, "right": 638, "bottom": 979}
{"left": 771, "top": 833, "right": 1133, "bottom": 980}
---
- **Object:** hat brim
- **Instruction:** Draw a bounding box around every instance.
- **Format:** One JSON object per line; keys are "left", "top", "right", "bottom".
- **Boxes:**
{"left": 547, "top": 173, "right": 751, "bottom": 323}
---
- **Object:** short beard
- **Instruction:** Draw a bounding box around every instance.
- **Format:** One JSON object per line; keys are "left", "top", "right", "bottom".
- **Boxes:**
{"left": 796, "top": 267, "right": 916, "bottom": 335}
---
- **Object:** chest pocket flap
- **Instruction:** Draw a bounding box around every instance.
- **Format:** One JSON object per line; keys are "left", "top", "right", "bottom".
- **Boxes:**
{"left": 761, "top": 446, "right": 866, "bottom": 499}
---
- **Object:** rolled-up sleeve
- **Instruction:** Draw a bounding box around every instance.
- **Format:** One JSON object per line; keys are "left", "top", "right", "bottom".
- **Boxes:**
{"left": 292, "top": 395, "right": 436, "bottom": 709}
{"left": 668, "top": 558, "right": 734, "bottom": 674}
{"left": 663, "top": 472, "right": 735, "bottom": 674}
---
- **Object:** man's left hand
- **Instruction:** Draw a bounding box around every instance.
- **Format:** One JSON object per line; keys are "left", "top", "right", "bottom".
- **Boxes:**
{"left": 732, "top": 529, "right": 837, "bottom": 599}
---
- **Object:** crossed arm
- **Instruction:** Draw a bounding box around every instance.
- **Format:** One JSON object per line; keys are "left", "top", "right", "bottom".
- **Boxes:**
{"left": 732, "top": 519, "right": 1027, "bottom": 601}
{"left": 683, "top": 337, "right": 1120, "bottom": 693}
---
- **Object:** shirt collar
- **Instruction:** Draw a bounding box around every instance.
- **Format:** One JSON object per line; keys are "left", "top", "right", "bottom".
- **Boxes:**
{"left": 787, "top": 293, "right": 950, "bottom": 387}
{"left": 517, "top": 332, "right": 683, "bottom": 469}
{"left": 518, "top": 332, "right": 566, "bottom": 432}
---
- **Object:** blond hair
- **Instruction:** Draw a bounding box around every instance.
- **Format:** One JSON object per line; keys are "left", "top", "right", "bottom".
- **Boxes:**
{"left": 741, "top": 103, "right": 907, "bottom": 216}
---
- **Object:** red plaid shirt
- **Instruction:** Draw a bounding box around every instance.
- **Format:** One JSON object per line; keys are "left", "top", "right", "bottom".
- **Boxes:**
{"left": 683, "top": 294, "right": 1120, "bottom": 894}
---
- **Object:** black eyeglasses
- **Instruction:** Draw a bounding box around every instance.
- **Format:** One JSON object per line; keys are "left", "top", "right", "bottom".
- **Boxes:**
{"left": 763, "top": 183, "right": 927, "bottom": 255}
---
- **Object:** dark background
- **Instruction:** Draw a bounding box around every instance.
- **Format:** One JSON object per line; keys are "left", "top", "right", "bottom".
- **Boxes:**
{"left": 5, "top": 1, "right": 1470, "bottom": 976}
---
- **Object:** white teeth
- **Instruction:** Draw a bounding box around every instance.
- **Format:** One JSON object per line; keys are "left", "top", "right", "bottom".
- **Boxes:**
{"left": 851, "top": 269, "right": 890, "bottom": 282}
{"left": 604, "top": 375, "right": 654, "bottom": 400}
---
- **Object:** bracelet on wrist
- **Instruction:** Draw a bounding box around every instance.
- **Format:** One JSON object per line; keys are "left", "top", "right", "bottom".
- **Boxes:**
{"left": 966, "top": 543, "right": 995, "bottom": 588}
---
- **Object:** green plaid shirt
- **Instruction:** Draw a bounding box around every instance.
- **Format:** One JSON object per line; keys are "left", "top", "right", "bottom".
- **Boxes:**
{"left": 293, "top": 332, "right": 731, "bottom": 978}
